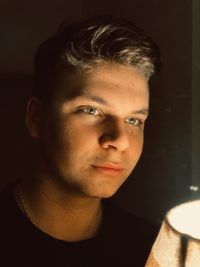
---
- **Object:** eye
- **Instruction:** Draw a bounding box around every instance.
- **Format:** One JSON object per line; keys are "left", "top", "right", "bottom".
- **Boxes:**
{"left": 125, "top": 117, "right": 142, "bottom": 126}
{"left": 78, "top": 106, "right": 101, "bottom": 116}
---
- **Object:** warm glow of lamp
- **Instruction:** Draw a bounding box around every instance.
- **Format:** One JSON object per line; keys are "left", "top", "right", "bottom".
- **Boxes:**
{"left": 145, "top": 200, "right": 200, "bottom": 267}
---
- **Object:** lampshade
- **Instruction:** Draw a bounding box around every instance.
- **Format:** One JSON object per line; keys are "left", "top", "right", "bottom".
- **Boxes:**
{"left": 145, "top": 200, "right": 200, "bottom": 267}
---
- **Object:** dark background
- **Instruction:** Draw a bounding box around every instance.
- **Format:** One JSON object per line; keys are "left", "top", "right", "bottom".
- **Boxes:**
{"left": 1, "top": 0, "right": 200, "bottom": 223}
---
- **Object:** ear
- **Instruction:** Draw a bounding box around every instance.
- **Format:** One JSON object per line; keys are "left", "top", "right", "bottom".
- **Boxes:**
{"left": 26, "top": 97, "right": 43, "bottom": 138}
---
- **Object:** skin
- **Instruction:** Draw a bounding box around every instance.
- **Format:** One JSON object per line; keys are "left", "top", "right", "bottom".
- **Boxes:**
{"left": 21, "top": 62, "right": 149, "bottom": 241}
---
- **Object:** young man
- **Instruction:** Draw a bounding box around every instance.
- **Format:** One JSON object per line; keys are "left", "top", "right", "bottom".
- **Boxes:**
{"left": 0, "top": 16, "right": 161, "bottom": 266}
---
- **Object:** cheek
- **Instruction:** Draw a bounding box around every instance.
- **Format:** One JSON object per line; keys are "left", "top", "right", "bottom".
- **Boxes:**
{"left": 57, "top": 122, "right": 98, "bottom": 155}
{"left": 129, "top": 131, "right": 144, "bottom": 158}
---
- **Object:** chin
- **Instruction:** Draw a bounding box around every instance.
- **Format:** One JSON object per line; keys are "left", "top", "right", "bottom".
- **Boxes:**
{"left": 83, "top": 184, "right": 121, "bottom": 199}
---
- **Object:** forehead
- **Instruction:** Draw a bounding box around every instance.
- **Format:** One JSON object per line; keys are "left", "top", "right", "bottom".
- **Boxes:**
{"left": 56, "top": 62, "right": 149, "bottom": 104}
{"left": 86, "top": 63, "right": 148, "bottom": 96}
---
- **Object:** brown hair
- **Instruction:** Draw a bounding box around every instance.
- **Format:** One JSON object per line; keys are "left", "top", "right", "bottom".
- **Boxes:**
{"left": 33, "top": 16, "right": 161, "bottom": 102}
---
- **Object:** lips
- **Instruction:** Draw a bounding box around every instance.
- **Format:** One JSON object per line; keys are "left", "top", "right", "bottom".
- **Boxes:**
{"left": 92, "top": 163, "right": 124, "bottom": 175}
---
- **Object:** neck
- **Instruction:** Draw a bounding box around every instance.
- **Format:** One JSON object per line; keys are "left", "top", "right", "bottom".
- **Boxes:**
{"left": 16, "top": 177, "right": 102, "bottom": 242}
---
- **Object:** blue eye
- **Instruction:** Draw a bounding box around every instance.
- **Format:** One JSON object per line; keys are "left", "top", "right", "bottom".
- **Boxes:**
{"left": 125, "top": 118, "right": 141, "bottom": 126}
{"left": 81, "top": 107, "right": 100, "bottom": 116}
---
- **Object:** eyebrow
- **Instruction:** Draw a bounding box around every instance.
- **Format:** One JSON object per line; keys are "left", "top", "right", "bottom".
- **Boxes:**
{"left": 79, "top": 94, "right": 149, "bottom": 116}
{"left": 81, "top": 94, "right": 109, "bottom": 106}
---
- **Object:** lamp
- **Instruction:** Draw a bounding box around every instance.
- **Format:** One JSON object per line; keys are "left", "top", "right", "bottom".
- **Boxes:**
{"left": 145, "top": 200, "right": 200, "bottom": 267}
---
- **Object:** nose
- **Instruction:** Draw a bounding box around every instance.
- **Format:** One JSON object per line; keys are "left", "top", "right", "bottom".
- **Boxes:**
{"left": 99, "top": 119, "right": 130, "bottom": 152}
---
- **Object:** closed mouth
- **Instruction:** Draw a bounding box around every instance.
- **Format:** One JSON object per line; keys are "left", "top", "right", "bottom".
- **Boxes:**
{"left": 92, "top": 164, "right": 124, "bottom": 174}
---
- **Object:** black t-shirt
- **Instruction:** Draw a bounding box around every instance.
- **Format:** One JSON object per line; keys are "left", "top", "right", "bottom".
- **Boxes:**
{"left": 0, "top": 183, "right": 158, "bottom": 266}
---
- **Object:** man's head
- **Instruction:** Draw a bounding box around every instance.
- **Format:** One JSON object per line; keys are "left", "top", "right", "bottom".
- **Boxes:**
{"left": 27, "top": 16, "right": 161, "bottom": 199}
{"left": 33, "top": 16, "right": 160, "bottom": 104}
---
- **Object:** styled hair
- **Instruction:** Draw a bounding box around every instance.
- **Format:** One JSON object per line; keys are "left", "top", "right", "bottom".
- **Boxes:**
{"left": 33, "top": 16, "right": 161, "bottom": 102}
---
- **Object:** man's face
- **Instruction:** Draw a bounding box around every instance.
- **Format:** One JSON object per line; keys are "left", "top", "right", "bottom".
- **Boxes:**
{"left": 36, "top": 63, "right": 149, "bottom": 198}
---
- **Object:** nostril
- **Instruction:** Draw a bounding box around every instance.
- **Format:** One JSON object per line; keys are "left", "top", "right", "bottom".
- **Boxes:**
{"left": 99, "top": 130, "right": 129, "bottom": 151}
